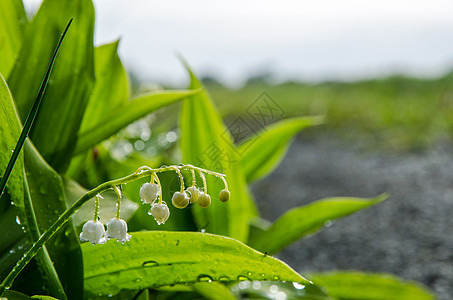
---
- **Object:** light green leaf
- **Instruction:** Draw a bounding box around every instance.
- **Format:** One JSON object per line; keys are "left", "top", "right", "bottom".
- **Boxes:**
{"left": 310, "top": 271, "right": 434, "bottom": 300}
{"left": 179, "top": 61, "right": 256, "bottom": 242}
{"left": 74, "top": 90, "right": 199, "bottom": 155}
{"left": 79, "top": 41, "right": 129, "bottom": 133}
{"left": 0, "top": 74, "right": 23, "bottom": 212}
{"left": 0, "top": 0, "right": 27, "bottom": 77}
{"left": 239, "top": 116, "right": 323, "bottom": 182}
{"left": 8, "top": 0, "right": 95, "bottom": 173}
{"left": 82, "top": 231, "right": 309, "bottom": 297}
{"left": 249, "top": 195, "right": 387, "bottom": 254}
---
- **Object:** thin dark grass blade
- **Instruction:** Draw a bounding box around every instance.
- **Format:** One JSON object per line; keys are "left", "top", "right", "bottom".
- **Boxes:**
{"left": 0, "top": 18, "right": 73, "bottom": 199}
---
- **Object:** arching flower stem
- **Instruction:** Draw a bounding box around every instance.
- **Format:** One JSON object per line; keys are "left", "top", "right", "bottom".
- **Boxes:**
{"left": 0, "top": 164, "right": 225, "bottom": 295}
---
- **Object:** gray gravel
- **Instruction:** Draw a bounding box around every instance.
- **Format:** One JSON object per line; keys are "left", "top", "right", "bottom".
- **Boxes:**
{"left": 251, "top": 135, "right": 453, "bottom": 300}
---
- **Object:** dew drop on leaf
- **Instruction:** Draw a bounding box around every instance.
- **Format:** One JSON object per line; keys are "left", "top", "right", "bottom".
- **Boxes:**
{"left": 237, "top": 275, "right": 250, "bottom": 281}
{"left": 197, "top": 274, "right": 213, "bottom": 282}
{"left": 292, "top": 282, "right": 305, "bottom": 290}
{"left": 219, "top": 276, "right": 230, "bottom": 283}
{"left": 142, "top": 260, "right": 159, "bottom": 267}
{"left": 15, "top": 215, "right": 21, "bottom": 225}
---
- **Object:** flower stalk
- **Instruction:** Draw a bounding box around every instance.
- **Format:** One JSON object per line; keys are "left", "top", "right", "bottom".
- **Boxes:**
{"left": 0, "top": 164, "right": 226, "bottom": 295}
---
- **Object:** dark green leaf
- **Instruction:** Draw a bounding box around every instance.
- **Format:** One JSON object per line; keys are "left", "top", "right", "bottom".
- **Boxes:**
{"left": 0, "top": 0, "right": 27, "bottom": 77}
{"left": 179, "top": 61, "right": 256, "bottom": 242}
{"left": 310, "top": 271, "right": 434, "bottom": 300}
{"left": 239, "top": 116, "right": 323, "bottom": 182}
{"left": 22, "top": 142, "right": 83, "bottom": 299}
{"left": 8, "top": 0, "right": 95, "bottom": 173}
{"left": 74, "top": 90, "right": 199, "bottom": 155}
{"left": 249, "top": 195, "right": 387, "bottom": 254}
{"left": 82, "top": 231, "right": 309, "bottom": 297}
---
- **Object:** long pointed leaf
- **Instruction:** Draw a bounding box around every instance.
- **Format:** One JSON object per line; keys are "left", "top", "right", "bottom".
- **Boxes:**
{"left": 249, "top": 195, "right": 387, "bottom": 254}
{"left": 74, "top": 90, "right": 199, "bottom": 155}
{"left": 23, "top": 142, "right": 83, "bottom": 299}
{"left": 0, "top": 74, "right": 23, "bottom": 211}
{"left": 79, "top": 41, "right": 129, "bottom": 133}
{"left": 8, "top": 0, "right": 95, "bottom": 173}
{"left": 0, "top": 0, "right": 27, "bottom": 78}
{"left": 239, "top": 116, "right": 323, "bottom": 183}
{"left": 179, "top": 61, "right": 256, "bottom": 242}
{"left": 0, "top": 19, "right": 72, "bottom": 200}
{"left": 82, "top": 231, "right": 310, "bottom": 297}
{"left": 310, "top": 271, "right": 434, "bottom": 300}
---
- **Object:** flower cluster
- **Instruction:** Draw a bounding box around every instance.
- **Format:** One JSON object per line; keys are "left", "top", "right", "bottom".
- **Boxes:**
{"left": 79, "top": 164, "right": 229, "bottom": 245}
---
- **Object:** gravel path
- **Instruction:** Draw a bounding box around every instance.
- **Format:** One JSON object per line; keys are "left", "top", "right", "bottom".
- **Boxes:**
{"left": 251, "top": 136, "right": 453, "bottom": 300}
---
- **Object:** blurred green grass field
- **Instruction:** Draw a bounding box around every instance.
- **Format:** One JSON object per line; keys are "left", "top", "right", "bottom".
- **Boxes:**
{"left": 203, "top": 72, "right": 453, "bottom": 151}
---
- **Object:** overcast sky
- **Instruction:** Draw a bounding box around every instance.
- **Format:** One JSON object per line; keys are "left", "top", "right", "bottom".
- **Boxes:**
{"left": 24, "top": 0, "right": 453, "bottom": 86}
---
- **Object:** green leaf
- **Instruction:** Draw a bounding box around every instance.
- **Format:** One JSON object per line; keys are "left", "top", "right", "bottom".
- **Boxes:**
{"left": 22, "top": 142, "right": 83, "bottom": 299}
{"left": 79, "top": 41, "right": 129, "bottom": 134}
{"left": 82, "top": 231, "right": 309, "bottom": 297}
{"left": 310, "top": 271, "right": 434, "bottom": 300}
{"left": 1, "top": 19, "right": 72, "bottom": 207}
{"left": 8, "top": 0, "right": 95, "bottom": 173}
{"left": 0, "top": 0, "right": 27, "bottom": 78}
{"left": 249, "top": 195, "right": 387, "bottom": 254}
{"left": 74, "top": 89, "right": 199, "bottom": 155}
{"left": 0, "top": 74, "right": 23, "bottom": 212}
{"left": 191, "top": 282, "right": 236, "bottom": 300}
{"left": 179, "top": 61, "right": 256, "bottom": 242}
{"left": 239, "top": 116, "right": 323, "bottom": 183}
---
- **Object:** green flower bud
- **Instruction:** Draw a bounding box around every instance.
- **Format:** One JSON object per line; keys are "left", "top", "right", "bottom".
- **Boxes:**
{"left": 172, "top": 191, "right": 189, "bottom": 209}
{"left": 186, "top": 186, "right": 200, "bottom": 203}
{"left": 219, "top": 189, "right": 230, "bottom": 202}
{"left": 197, "top": 193, "right": 211, "bottom": 208}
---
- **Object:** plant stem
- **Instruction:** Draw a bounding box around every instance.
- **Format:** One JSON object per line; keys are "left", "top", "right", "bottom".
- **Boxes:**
{"left": 0, "top": 164, "right": 226, "bottom": 295}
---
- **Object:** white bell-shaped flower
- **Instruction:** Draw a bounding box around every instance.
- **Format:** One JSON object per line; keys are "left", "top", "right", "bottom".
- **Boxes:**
{"left": 150, "top": 202, "right": 170, "bottom": 225}
{"left": 171, "top": 191, "right": 189, "bottom": 209}
{"left": 79, "top": 221, "right": 106, "bottom": 245}
{"left": 140, "top": 183, "right": 161, "bottom": 203}
{"left": 106, "top": 218, "right": 131, "bottom": 243}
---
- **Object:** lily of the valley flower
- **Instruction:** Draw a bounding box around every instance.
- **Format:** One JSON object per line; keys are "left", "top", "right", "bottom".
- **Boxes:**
{"left": 150, "top": 202, "right": 170, "bottom": 225}
{"left": 140, "top": 183, "right": 160, "bottom": 204}
{"left": 106, "top": 218, "right": 131, "bottom": 243}
{"left": 79, "top": 221, "right": 106, "bottom": 245}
